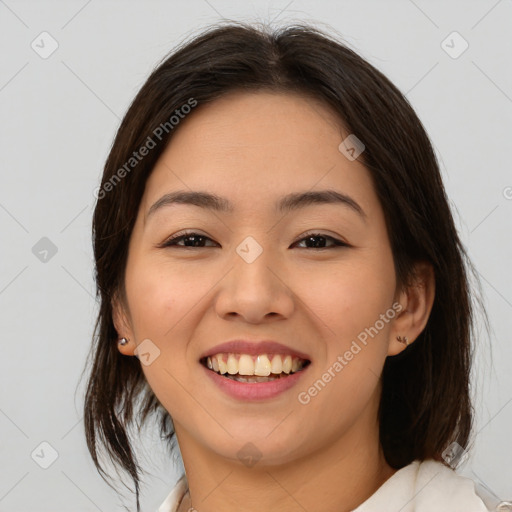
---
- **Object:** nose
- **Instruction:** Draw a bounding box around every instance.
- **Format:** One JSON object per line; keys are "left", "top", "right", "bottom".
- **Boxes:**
{"left": 214, "top": 242, "right": 295, "bottom": 324}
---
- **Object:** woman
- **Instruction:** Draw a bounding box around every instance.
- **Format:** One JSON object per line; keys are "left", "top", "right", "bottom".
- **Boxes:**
{"left": 82, "top": 21, "right": 497, "bottom": 512}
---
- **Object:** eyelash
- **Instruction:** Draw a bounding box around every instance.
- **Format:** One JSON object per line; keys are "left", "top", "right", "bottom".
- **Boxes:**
{"left": 159, "top": 230, "right": 349, "bottom": 250}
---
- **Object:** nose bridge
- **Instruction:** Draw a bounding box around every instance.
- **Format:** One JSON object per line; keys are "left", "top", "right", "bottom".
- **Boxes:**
{"left": 232, "top": 234, "right": 279, "bottom": 291}
{"left": 215, "top": 233, "right": 294, "bottom": 321}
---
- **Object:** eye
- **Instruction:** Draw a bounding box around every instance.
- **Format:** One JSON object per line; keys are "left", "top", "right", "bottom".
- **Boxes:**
{"left": 159, "top": 231, "right": 349, "bottom": 250}
{"left": 159, "top": 231, "right": 218, "bottom": 248}
{"left": 292, "top": 232, "right": 348, "bottom": 249}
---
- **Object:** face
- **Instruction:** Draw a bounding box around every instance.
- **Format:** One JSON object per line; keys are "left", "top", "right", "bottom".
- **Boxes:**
{"left": 114, "top": 91, "right": 410, "bottom": 466}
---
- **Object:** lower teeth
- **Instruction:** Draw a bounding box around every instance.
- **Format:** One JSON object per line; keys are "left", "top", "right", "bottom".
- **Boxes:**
{"left": 222, "top": 373, "right": 290, "bottom": 383}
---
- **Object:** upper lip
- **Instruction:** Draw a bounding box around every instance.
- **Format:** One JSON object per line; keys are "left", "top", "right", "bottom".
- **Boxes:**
{"left": 199, "top": 339, "right": 311, "bottom": 361}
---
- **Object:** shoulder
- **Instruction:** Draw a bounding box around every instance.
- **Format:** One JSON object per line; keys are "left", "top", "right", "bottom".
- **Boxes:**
{"left": 160, "top": 463, "right": 506, "bottom": 512}
{"left": 353, "top": 459, "right": 497, "bottom": 512}
{"left": 414, "top": 460, "right": 494, "bottom": 510}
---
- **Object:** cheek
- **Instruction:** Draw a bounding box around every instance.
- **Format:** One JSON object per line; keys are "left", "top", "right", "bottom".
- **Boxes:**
{"left": 125, "top": 260, "right": 201, "bottom": 413}
{"left": 297, "top": 263, "right": 393, "bottom": 430}
{"left": 306, "top": 253, "right": 396, "bottom": 345}
{"left": 124, "top": 258, "right": 202, "bottom": 337}
{"left": 123, "top": 255, "right": 212, "bottom": 381}
{"left": 297, "top": 249, "right": 395, "bottom": 418}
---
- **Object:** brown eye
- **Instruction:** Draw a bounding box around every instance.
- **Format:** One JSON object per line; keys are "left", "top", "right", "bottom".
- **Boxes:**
{"left": 161, "top": 231, "right": 218, "bottom": 248}
{"left": 292, "top": 233, "right": 348, "bottom": 249}
{"left": 159, "top": 231, "right": 348, "bottom": 250}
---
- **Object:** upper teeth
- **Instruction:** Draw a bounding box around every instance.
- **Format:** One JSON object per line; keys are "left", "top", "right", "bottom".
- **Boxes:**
{"left": 205, "top": 353, "right": 307, "bottom": 376}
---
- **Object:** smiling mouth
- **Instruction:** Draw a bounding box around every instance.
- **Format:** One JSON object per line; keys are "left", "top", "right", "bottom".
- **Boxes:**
{"left": 200, "top": 353, "right": 311, "bottom": 383}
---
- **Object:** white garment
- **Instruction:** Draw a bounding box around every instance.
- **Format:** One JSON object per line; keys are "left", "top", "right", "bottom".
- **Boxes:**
{"left": 157, "top": 459, "right": 496, "bottom": 512}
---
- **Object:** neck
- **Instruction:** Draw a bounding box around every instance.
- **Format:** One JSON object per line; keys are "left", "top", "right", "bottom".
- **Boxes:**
{"left": 174, "top": 406, "right": 395, "bottom": 512}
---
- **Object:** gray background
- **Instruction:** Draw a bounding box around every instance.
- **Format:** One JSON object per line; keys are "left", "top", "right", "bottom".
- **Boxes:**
{"left": 1, "top": 0, "right": 511, "bottom": 510}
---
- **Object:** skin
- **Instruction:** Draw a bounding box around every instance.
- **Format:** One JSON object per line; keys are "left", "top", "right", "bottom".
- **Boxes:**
{"left": 113, "top": 91, "right": 435, "bottom": 512}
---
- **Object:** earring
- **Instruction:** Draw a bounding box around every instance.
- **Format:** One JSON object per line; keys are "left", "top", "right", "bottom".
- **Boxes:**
{"left": 118, "top": 337, "right": 129, "bottom": 346}
{"left": 396, "top": 335, "right": 409, "bottom": 346}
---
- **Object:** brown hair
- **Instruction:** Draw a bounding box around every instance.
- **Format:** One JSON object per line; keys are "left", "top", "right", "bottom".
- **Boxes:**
{"left": 80, "top": 20, "right": 487, "bottom": 512}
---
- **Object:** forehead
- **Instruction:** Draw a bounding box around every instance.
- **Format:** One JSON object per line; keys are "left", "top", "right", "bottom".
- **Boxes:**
{"left": 165, "top": 90, "right": 345, "bottom": 154}
{"left": 142, "top": 91, "right": 377, "bottom": 217}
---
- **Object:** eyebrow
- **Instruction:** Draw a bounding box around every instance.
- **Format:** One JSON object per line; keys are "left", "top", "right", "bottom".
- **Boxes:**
{"left": 146, "top": 189, "right": 366, "bottom": 221}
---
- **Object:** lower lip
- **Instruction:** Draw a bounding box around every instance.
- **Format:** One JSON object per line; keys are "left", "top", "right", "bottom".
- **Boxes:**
{"left": 202, "top": 363, "right": 310, "bottom": 401}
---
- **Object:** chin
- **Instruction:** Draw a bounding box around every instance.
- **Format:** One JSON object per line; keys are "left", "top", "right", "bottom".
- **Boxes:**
{"left": 204, "top": 428, "right": 310, "bottom": 467}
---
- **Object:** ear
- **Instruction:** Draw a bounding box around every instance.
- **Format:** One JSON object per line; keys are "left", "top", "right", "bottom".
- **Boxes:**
{"left": 111, "top": 290, "right": 136, "bottom": 356}
{"left": 388, "top": 261, "right": 435, "bottom": 356}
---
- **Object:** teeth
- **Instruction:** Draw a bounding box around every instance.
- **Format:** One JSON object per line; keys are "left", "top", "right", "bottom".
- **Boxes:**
{"left": 205, "top": 353, "right": 308, "bottom": 376}
{"left": 218, "top": 357, "right": 228, "bottom": 375}
{"left": 227, "top": 354, "right": 238, "bottom": 375}
{"left": 282, "top": 355, "right": 292, "bottom": 374}
{"left": 225, "top": 374, "right": 281, "bottom": 383}
{"left": 238, "top": 354, "right": 254, "bottom": 375}
{"left": 254, "top": 355, "right": 271, "bottom": 376}
{"left": 270, "top": 355, "right": 282, "bottom": 374}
